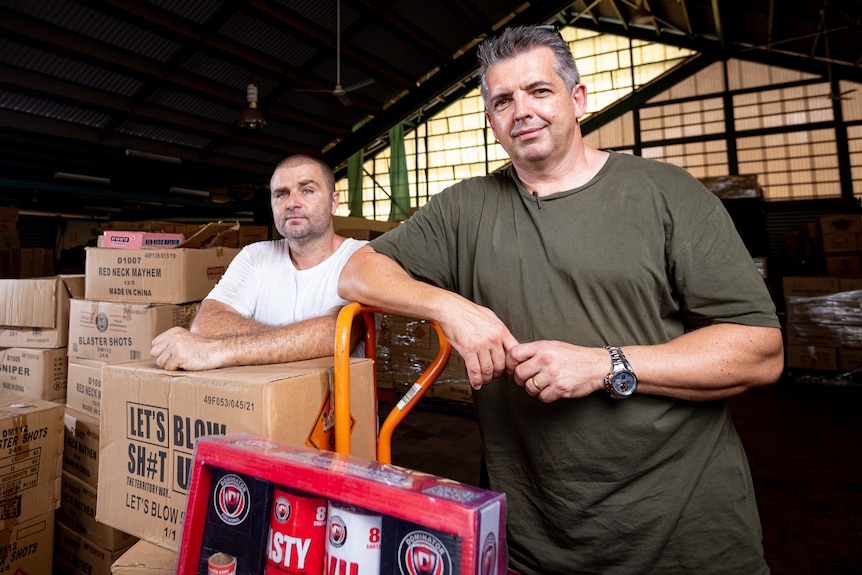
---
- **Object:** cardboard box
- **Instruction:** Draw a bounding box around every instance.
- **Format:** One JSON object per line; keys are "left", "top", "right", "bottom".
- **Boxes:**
{"left": 782, "top": 276, "right": 842, "bottom": 298}
{"left": 822, "top": 231, "right": 861, "bottom": 253}
{"left": 176, "top": 435, "right": 508, "bottom": 575}
{"left": 826, "top": 254, "right": 862, "bottom": 277}
{"left": 84, "top": 246, "right": 239, "bottom": 304}
{"left": 54, "top": 521, "right": 135, "bottom": 575}
{"left": 63, "top": 408, "right": 101, "bottom": 488}
{"left": 820, "top": 214, "right": 862, "bottom": 234}
{"left": 111, "top": 540, "right": 177, "bottom": 575}
{"left": 96, "top": 357, "right": 377, "bottom": 550}
{"left": 0, "top": 275, "right": 85, "bottom": 348}
{"left": 57, "top": 472, "right": 138, "bottom": 551}
{"left": 68, "top": 299, "right": 199, "bottom": 363}
{"left": 0, "top": 347, "right": 68, "bottom": 400}
{"left": 785, "top": 344, "right": 839, "bottom": 371}
{"left": 0, "top": 396, "right": 65, "bottom": 529}
{"left": 840, "top": 278, "right": 862, "bottom": 292}
{"left": 0, "top": 510, "right": 54, "bottom": 575}
{"left": 66, "top": 358, "right": 106, "bottom": 417}
{"left": 101, "top": 231, "right": 184, "bottom": 250}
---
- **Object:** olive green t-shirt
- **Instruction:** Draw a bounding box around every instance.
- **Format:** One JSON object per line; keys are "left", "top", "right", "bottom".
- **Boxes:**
{"left": 371, "top": 152, "right": 778, "bottom": 574}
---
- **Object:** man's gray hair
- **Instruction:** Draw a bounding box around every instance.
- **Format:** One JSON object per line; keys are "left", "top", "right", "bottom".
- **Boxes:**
{"left": 477, "top": 25, "right": 580, "bottom": 108}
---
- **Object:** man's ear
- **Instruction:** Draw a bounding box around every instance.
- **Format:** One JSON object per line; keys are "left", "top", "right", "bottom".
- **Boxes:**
{"left": 331, "top": 190, "right": 340, "bottom": 214}
{"left": 572, "top": 83, "right": 589, "bottom": 119}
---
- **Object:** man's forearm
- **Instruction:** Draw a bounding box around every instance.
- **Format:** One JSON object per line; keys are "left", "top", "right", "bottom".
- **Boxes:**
{"left": 625, "top": 324, "right": 784, "bottom": 401}
{"left": 191, "top": 300, "right": 266, "bottom": 337}
{"left": 338, "top": 246, "right": 452, "bottom": 320}
{"left": 208, "top": 315, "right": 339, "bottom": 366}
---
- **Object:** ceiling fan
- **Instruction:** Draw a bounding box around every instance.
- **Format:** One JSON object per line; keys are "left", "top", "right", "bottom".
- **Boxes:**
{"left": 296, "top": 0, "right": 374, "bottom": 106}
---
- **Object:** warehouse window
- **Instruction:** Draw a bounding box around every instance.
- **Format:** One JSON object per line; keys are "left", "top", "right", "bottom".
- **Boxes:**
{"left": 733, "top": 85, "right": 834, "bottom": 131}
{"left": 336, "top": 29, "right": 694, "bottom": 219}
{"left": 640, "top": 98, "right": 726, "bottom": 142}
{"left": 737, "top": 130, "right": 841, "bottom": 200}
{"left": 642, "top": 140, "right": 729, "bottom": 179}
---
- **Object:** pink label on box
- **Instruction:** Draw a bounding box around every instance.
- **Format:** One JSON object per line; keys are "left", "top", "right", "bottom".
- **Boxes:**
{"left": 103, "top": 231, "right": 184, "bottom": 249}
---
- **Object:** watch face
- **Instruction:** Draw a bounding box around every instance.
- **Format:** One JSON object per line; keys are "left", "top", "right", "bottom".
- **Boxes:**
{"left": 610, "top": 371, "right": 637, "bottom": 396}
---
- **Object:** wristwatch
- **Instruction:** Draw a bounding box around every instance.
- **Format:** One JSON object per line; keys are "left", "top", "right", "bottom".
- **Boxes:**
{"left": 604, "top": 346, "right": 637, "bottom": 399}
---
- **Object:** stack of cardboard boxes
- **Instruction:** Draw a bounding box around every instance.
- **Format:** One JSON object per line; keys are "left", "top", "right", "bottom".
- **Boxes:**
{"left": 0, "top": 275, "right": 84, "bottom": 574}
{"left": 56, "top": 224, "right": 242, "bottom": 574}
{"left": 0, "top": 220, "right": 269, "bottom": 573}
{"left": 818, "top": 214, "right": 862, "bottom": 278}
{"left": 783, "top": 214, "right": 862, "bottom": 372}
{"left": 82, "top": 222, "right": 378, "bottom": 573}
{"left": 378, "top": 314, "right": 472, "bottom": 404}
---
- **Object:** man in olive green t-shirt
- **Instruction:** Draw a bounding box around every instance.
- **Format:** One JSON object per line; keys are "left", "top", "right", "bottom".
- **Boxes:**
{"left": 339, "top": 26, "right": 783, "bottom": 575}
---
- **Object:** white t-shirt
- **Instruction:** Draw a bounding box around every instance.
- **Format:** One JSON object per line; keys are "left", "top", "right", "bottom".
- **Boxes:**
{"left": 205, "top": 237, "right": 367, "bottom": 325}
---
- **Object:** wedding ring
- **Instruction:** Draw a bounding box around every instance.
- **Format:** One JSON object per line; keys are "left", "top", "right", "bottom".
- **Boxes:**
{"left": 530, "top": 376, "right": 543, "bottom": 392}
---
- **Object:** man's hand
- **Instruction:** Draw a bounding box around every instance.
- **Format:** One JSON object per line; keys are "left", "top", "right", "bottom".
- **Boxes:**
{"left": 437, "top": 301, "right": 520, "bottom": 389}
{"left": 151, "top": 326, "right": 225, "bottom": 371}
{"left": 506, "top": 340, "right": 606, "bottom": 401}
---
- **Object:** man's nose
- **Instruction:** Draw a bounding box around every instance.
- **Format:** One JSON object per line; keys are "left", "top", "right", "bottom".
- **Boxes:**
{"left": 285, "top": 192, "right": 301, "bottom": 209}
{"left": 512, "top": 93, "right": 532, "bottom": 120}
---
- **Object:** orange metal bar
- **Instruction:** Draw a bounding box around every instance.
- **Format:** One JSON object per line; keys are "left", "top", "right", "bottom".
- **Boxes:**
{"left": 333, "top": 302, "right": 362, "bottom": 455}
{"left": 333, "top": 303, "right": 452, "bottom": 462}
{"left": 376, "top": 320, "right": 451, "bottom": 464}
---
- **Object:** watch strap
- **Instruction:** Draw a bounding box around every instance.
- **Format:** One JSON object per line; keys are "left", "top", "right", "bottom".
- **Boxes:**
{"left": 604, "top": 345, "right": 631, "bottom": 371}
{"left": 603, "top": 345, "right": 637, "bottom": 398}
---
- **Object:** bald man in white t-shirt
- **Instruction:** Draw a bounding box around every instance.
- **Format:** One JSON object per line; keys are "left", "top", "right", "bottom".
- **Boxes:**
{"left": 151, "top": 154, "right": 367, "bottom": 371}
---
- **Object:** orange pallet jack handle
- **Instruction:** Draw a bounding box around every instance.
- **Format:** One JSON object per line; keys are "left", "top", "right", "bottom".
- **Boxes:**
{"left": 333, "top": 302, "right": 452, "bottom": 463}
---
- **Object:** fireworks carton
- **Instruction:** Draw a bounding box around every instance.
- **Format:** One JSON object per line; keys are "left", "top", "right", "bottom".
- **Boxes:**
{"left": 84, "top": 246, "right": 239, "bottom": 304}
{"left": 0, "top": 396, "right": 65, "bottom": 530}
{"left": 0, "top": 346, "right": 68, "bottom": 401}
{"left": 0, "top": 510, "right": 54, "bottom": 575}
{"left": 96, "top": 358, "right": 377, "bottom": 551}
{"left": 175, "top": 434, "right": 508, "bottom": 574}
{"left": 67, "top": 298, "right": 199, "bottom": 363}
